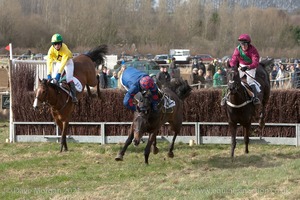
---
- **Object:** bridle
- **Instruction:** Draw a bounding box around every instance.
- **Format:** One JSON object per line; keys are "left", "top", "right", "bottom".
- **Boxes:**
{"left": 34, "top": 80, "right": 70, "bottom": 112}
{"left": 226, "top": 68, "right": 252, "bottom": 108}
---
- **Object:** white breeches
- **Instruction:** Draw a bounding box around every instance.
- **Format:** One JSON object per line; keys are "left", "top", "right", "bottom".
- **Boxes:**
{"left": 52, "top": 59, "right": 74, "bottom": 83}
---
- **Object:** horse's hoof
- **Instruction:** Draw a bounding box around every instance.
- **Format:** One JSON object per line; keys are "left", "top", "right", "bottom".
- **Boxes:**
{"left": 115, "top": 155, "right": 123, "bottom": 161}
{"left": 152, "top": 147, "right": 159, "bottom": 154}
{"left": 167, "top": 152, "right": 174, "bottom": 158}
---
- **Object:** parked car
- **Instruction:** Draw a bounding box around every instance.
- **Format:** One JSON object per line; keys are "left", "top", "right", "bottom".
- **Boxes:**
{"left": 194, "top": 54, "right": 214, "bottom": 63}
{"left": 154, "top": 54, "right": 170, "bottom": 64}
{"left": 123, "top": 60, "right": 160, "bottom": 76}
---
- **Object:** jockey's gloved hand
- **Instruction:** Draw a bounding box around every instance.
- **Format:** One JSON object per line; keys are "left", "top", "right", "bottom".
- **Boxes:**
{"left": 47, "top": 74, "right": 51, "bottom": 80}
{"left": 55, "top": 73, "right": 61, "bottom": 82}
{"left": 240, "top": 66, "right": 248, "bottom": 72}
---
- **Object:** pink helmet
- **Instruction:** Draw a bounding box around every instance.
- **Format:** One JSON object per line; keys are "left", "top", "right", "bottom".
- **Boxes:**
{"left": 140, "top": 76, "right": 154, "bottom": 90}
{"left": 238, "top": 34, "right": 251, "bottom": 43}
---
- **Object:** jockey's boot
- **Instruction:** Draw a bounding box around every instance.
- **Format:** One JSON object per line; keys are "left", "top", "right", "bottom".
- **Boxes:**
{"left": 69, "top": 82, "right": 78, "bottom": 104}
{"left": 250, "top": 85, "right": 260, "bottom": 105}
{"left": 220, "top": 97, "right": 227, "bottom": 106}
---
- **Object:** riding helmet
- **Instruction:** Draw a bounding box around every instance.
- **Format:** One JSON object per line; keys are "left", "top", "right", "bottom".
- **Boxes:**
{"left": 140, "top": 76, "right": 154, "bottom": 90}
{"left": 238, "top": 34, "right": 251, "bottom": 43}
{"left": 51, "top": 33, "right": 63, "bottom": 44}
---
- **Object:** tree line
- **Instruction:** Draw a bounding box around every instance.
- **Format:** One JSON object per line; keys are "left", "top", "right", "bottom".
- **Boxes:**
{"left": 0, "top": 0, "right": 299, "bottom": 58}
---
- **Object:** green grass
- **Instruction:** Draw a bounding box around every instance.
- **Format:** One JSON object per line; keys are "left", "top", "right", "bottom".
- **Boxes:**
{"left": 1, "top": 121, "right": 300, "bottom": 200}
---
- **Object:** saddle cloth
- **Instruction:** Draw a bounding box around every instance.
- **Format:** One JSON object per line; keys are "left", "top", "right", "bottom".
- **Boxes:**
{"left": 58, "top": 76, "right": 83, "bottom": 92}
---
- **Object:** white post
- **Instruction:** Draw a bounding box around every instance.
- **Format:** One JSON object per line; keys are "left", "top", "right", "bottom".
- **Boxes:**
{"left": 9, "top": 43, "right": 13, "bottom": 60}
{"left": 8, "top": 43, "right": 14, "bottom": 142}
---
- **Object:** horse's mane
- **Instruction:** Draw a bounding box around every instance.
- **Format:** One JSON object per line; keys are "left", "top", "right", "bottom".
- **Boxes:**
{"left": 85, "top": 45, "right": 108, "bottom": 66}
{"left": 41, "top": 79, "right": 60, "bottom": 91}
{"left": 167, "top": 78, "right": 192, "bottom": 100}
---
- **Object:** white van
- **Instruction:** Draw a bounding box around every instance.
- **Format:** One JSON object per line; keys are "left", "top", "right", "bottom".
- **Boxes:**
{"left": 169, "top": 49, "right": 190, "bottom": 61}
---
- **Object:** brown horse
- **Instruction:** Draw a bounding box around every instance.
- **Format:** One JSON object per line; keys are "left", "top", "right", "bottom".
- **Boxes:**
{"left": 33, "top": 45, "right": 107, "bottom": 152}
{"left": 224, "top": 59, "right": 273, "bottom": 161}
{"left": 115, "top": 78, "right": 192, "bottom": 164}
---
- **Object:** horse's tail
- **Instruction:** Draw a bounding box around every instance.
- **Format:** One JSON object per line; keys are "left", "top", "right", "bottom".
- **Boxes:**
{"left": 85, "top": 44, "right": 108, "bottom": 66}
{"left": 169, "top": 78, "right": 192, "bottom": 100}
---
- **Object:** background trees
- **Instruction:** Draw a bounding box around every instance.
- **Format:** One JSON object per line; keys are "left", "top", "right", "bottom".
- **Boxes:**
{"left": 0, "top": 0, "right": 299, "bottom": 58}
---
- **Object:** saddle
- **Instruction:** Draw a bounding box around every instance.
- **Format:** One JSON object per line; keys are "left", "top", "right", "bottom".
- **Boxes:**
{"left": 241, "top": 80, "right": 255, "bottom": 98}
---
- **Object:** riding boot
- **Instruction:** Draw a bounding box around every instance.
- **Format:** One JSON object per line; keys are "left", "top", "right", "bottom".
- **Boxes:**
{"left": 250, "top": 85, "right": 260, "bottom": 105}
{"left": 69, "top": 82, "right": 78, "bottom": 103}
{"left": 221, "top": 97, "right": 227, "bottom": 106}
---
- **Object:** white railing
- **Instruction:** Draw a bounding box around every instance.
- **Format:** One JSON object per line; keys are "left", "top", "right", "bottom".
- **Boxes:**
{"left": 11, "top": 121, "right": 300, "bottom": 146}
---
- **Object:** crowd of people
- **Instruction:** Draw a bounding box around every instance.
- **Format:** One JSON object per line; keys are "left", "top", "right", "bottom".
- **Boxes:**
{"left": 270, "top": 61, "right": 300, "bottom": 89}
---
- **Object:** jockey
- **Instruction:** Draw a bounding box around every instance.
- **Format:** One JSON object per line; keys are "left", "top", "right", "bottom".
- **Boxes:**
{"left": 121, "top": 67, "right": 159, "bottom": 112}
{"left": 46, "top": 33, "right": 78, "bottom": 103}
{"left": 229, "top": 33, "right": 261, "bottom": 105}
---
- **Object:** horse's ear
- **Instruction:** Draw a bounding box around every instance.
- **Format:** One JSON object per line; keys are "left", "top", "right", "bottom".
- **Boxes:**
{"left": 39, "top": 78, "right": 42, "bottom": 82}
{"left": 226, "top": 60, "right": 231, "bottom": 69}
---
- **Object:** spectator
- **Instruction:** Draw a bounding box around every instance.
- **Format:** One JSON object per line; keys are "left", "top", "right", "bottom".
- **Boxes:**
{"left": 190, "top": 68, "right": 199, "bottom": 85}
{"left": 192, "top": 57, "right": 199, "bottom": 70}
{"left": 213, "top": 67, "right": 224, "bottom": 88}
{"left": 270, "top": 65, "right": 278, "bottom": 88}
{"left": 207, "top": 59, "right": 218, "bottom": 77}
{"left": 205, "top": 70, "right": 213, "bottom": 88}
{"left": 198, "top": 58, "right": 206, "bottom": 76}
{"left": 198, "top": 69, "right": 206, "bottom": 88}
{"left": 114, "top": 61, "right": 121, "bottom": 70}
{"left": 156, "top": 66, "right": 171, "bottom": 87}
{"left": 169, "top": 57, "right": 180, "bottom": 79}
{"left": 276, "top": 63, "right": 286, "bottom": 88}
{"left": 99, "top": 66, "right": 108, "bottom": 89}
{"left": 110, "top": 71, "right": 118, "bottom": 89}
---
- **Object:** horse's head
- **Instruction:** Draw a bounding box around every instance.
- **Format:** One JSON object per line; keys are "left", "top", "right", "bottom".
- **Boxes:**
{"left": 226, "top": 66, "right": 240, "bottom": 94}
{"left": 132, "top": 90, "right": 152, "bottom": 146}
{"left": 33, "top": 79, "right": 51, "bottom": 110}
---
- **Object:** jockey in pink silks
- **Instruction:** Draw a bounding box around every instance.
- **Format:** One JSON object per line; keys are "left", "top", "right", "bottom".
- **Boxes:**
{"left": 222, "top": 34, "right": 261, "bottom": 106}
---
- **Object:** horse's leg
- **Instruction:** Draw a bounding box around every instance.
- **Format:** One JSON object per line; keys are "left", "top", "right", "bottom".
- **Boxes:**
{"left": 60, "top": 121, "right": 69, "bottom": 152}
{"left": 54, "top": 118, "right": 64, "bottom": 152}
{"left": 96, "top": 74, "right": 101, "bottom": 98}
{"left": 144, "top": 133, "right": 156, "bottom": 164}
{"left": 152, "top": 131, "right": 159, "bottom": 154}
{"left": 168, "top": 130, "right": 178, "bottom": 158}
{"left": 258, "top": 105, "right": 266, "bottom": 139}
{"left": 229, "top": 122, "right": 237, "bottom": 162}
{"left": 115, "top": 127, "right": 134, "bottom": 161}
{"left": 244, "top": 125, "right": 250, "bottom": 154}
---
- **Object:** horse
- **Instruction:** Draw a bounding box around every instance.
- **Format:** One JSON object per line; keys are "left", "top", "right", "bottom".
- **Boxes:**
{"left": 224, "top": 59, "right": 273, "bottom": 161}
{"left": 33, "top": 45, "right": 107, "bottom": 152}
{"left": 115, "top": 78, "right": 192, "bottom": 164}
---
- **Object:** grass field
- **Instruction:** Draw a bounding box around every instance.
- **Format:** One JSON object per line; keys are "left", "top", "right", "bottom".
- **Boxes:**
{"left": 1, "top": 121, "right": 300, "bottom": 200}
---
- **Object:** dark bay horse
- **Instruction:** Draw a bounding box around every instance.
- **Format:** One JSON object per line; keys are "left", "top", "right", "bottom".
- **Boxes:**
{"left": 115, "top": 78, "right": 192, "bottom": 164}
{"left": 33, "top": 45, "right": 107, "bottom": 152}
{"left": 224, "top": 59, "right": 273, "bottom": 161}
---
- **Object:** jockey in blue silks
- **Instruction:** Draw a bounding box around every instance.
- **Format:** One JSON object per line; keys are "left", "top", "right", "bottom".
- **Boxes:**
{"left": 121, "top": 67, "right": 159, "bottom": 112}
